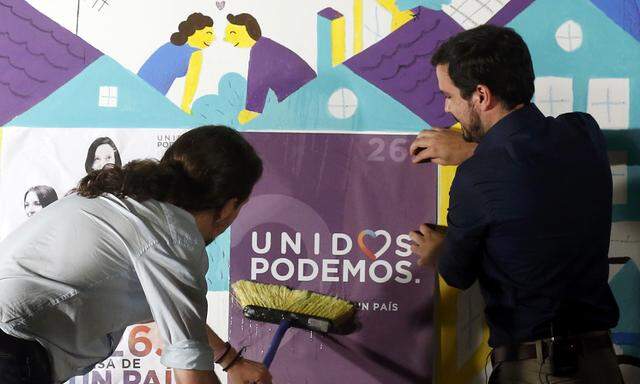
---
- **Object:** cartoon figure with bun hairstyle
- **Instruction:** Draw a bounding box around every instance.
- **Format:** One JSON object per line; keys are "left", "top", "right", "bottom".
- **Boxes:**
{"left": 139, "top": 12, "right": 214, "bottom": 114}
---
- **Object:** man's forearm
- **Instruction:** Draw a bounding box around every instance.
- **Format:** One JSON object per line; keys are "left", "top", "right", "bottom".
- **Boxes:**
{"left": 205, "top": 325, "right": 242, "bottom": 370}
{"left": 206, "top": 325, "right": 226, "bottom": 352}
{"left": 171, "top": 326, "right": 231, "bottom": 384}
{"left": 174, "top": 368, "right": 222, "bottom": 384}
{"left": 170, "top": 326, "right": 226, "bottom": 384}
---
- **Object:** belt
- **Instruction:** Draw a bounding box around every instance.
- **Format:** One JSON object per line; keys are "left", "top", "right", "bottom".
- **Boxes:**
{"left": 491, "top": 330, "right": 613, "bottom": 367}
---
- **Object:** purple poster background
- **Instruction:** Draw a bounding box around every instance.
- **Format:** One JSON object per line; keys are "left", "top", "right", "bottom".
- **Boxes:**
{"left": 230, "top": 132, "right": 437, "bottom": 383}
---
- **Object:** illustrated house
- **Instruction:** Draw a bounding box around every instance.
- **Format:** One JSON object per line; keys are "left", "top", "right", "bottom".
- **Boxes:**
{"left": 510, "top": 0, "right": 640, "bottom": 221}
{"left": 343, "top": 0, "right": 534, "bottom": 128}
{"left": 236, "top": 1, "right": 533, "bottom": 132}
{"left": 514, "top": 0, "right": 640, "bottom": 131}
{"left": 2, "top": 0, "right": 201, "bottom": 129}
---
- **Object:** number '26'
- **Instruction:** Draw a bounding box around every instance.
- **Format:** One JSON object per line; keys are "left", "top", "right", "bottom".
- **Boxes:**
{"left": 367, "top": 138, "right": 408, "bottom": 162}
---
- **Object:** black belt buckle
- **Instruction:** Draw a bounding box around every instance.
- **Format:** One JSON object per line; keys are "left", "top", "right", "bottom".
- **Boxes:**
{"left": 549, "top": 337, "right": 580, "bottom": 376}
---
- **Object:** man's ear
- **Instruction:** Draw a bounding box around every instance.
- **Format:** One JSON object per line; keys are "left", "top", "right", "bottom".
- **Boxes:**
{"left": 474, "top": 84, "right": 495, "bottom": 111}
{"left": 217, "top": 198, "right": 239, "bottom": 222}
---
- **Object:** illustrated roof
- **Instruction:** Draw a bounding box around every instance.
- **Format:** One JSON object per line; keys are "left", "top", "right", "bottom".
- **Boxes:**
{"left": 344, "top": 1, "right": 533, "bottom": 126}
{"left": 590, "top": 0, "right": 640, "bottom": 43}
{"left": 0, "top": 0, "right": 102, "bottom": 125}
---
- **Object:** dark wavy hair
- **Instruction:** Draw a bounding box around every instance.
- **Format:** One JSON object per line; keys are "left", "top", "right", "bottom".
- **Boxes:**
{"left": 431, "top": 25, "right": 535, "bottom": 110}
{"left": 24, "top": 185, "right": 59, "bottom": 208}
{"left": 76, "top": 126, "right": 263, "bottom": 214}
{"left": 85, "top": 137, "right": 122, "bottom": 173}
{"left": 171, "top": 12, "right": 214, "bottom": 46}
{"left": 226, "top": 13, "right": 262, "bottom": 41}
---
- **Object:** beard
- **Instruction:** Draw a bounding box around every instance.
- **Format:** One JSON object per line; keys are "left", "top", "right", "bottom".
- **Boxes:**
{"left": 457, "top": 103, "right": 483, "bottom": 143}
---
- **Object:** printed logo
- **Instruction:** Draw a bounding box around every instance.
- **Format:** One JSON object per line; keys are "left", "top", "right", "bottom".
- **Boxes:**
{"left": 357, "top": 230, "right": 392, "bottom": 261}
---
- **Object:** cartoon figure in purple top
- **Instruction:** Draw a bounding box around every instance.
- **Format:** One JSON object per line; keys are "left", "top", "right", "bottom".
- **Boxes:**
{"left": 138, "top": 13, "right": 214, "bottom": 114}
{"left": 223, "top": 13, "right": 317, "bottom": 125}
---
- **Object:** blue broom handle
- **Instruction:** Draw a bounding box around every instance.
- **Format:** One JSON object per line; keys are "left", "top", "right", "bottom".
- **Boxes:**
{"left": 263, "top": 319, "right": 291, "bottom": 368}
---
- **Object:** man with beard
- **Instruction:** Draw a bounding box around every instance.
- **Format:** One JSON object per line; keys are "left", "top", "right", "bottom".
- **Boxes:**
{"left": 408, "top": 25, "right": 622, "bottom": 383}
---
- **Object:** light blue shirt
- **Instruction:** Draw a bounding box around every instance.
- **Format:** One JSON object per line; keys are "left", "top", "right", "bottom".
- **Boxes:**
{"left": 0, "top": 193, "right": 213, "bottom": 383}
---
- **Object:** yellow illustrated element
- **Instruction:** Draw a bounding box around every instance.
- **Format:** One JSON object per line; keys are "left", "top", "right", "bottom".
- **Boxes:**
{"left": 238, "top": 109, "right": 260, "bottom": 125}
{"left": 187, "top": 25, "right": 215, "bottom": 49}
{"left": 182, "top": 26, "right": 214, "bottom": 114}
{"left": 181, "top": 51, "right": 203, "bottom": 114}
{"left": 377, "top": 0, "right": 415, "bottom": 31}
{"left": 224, "top": 24, "right": 256, "bottom": 48}
{"left": 331, "top": 15, "right": 346, "bottom": 66}
{"left": 353, "top": 0, "right": 363, "bottom": 54}
{"left": 436, "top": 123, "right": 491, "bottom": 384}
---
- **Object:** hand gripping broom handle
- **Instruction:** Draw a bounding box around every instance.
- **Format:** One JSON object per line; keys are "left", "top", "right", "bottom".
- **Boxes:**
{"left": 263, "top": 318, "right": 292, "bottom": 368}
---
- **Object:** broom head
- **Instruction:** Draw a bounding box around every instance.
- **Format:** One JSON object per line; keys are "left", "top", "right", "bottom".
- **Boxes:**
{"left": 232, "top": 280, "right": 356, "bottom": 334}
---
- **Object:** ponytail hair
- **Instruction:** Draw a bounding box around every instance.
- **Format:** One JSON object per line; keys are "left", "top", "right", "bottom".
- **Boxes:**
{"left": 76, "top": 126, "right": 263, "bottom": 214}
{"left": 171, "top": 12, "right": 214, "bottom": 46}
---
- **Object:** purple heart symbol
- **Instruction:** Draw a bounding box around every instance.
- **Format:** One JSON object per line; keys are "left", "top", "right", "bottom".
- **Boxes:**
{"left": 216, "top": 1, "right": 225, "bottom": 10}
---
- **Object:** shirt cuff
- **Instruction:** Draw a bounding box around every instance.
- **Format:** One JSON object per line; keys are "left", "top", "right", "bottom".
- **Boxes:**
{"left": 160, "top": 340, "right": 214, "bottom": 371}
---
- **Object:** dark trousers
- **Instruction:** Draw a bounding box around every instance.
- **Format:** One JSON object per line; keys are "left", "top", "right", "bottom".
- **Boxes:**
{"left": 489, "top": 338, "right": 624, "bottom": 384}
{"left": 0, "top": 331, "right": 52, "bottom": 384}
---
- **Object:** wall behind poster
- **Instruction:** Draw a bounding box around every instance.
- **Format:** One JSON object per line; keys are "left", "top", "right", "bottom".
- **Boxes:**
{"left": 1, "top": 0, "right": 639, "bottom": 383}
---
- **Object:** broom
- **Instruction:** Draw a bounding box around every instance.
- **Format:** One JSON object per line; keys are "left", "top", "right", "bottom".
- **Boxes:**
{"left": 231, "top": 280, "right": 356, "bottom": 368}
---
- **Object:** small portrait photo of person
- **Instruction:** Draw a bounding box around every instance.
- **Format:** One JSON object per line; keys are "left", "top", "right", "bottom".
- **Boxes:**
{"left": 24, "top": 185, "right": 59, "bottom": 218}
{"left": 85, "top": 137, "right": 122, "bottom": 173}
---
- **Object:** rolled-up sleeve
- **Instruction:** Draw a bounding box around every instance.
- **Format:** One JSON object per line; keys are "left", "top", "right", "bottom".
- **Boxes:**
{"left": 132, "top": 238, "right": 213, "bottom": 370}
{"left": 438, "top": 164, "right": 489, "bottom": 290}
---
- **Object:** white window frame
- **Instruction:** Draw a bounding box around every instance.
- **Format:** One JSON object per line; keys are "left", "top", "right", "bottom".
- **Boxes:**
{"left": 443, "top": 0, "right": 510, "bottom": 30}
{"left": 555, "top": 20, "right": 583, "bottom": 52}
{"left": 609, "top": 151, "right": 628, "bottom": 205}
{"left": 587, "top": 78, "right": 630, "bottom": 129}
{"left": 98, "top": 86, "right": 118, "bottom": 108}
{"left": 328, "top": 88, "right": 358, "bottom": 119}
{"left": 534, "top": 77, "right": 574, "bottom": 117}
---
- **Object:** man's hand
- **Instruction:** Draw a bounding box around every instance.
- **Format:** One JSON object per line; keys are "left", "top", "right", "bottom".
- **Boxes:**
{"left": 409, "top": 128, "right": 477, "bottom": 165}
{"left": 409, "top": 224, "right": 446, "bottom": 267}
{"left": 227, "top": 357, "right": 272, "bottom": 384}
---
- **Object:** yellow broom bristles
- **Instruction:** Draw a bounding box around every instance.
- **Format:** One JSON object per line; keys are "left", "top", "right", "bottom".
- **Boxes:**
{"left": 232, "top": 280, "right": 355, "bottom": 322}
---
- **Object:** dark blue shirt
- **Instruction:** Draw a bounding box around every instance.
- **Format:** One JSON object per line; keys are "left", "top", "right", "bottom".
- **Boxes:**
{"left": 439, "top": 104, "right": 619, "bottom": 347}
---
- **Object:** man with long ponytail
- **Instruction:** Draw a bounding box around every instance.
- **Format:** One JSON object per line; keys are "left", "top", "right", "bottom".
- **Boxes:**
{"left": 0, "top": 126, "right": 272, "bottom": 384}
